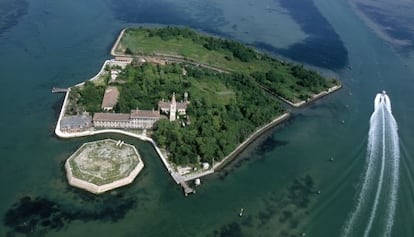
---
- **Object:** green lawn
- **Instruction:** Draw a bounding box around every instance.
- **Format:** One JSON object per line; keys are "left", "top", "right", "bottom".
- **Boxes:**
{"left": 115, "top": 27, "right": 339, "bottom": 103}
{"left": 189, "top": 77, "right": 235, "bottom": 105}
{"left": 118, "top": 28, "right": 272, "bottom": 74}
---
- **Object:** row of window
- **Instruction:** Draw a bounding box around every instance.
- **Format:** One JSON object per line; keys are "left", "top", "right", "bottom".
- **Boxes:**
{"left": 94, "top": 120, "right": 158, "bottom": 129}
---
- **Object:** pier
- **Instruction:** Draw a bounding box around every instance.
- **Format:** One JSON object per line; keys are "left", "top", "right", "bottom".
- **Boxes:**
{"left": 180, "top": 181, "right": 195, "bottom": 196}
{"left": 52, "top": 87, "right": 68, "bottom": 93}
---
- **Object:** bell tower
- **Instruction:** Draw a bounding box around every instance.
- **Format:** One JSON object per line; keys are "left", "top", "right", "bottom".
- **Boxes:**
{"left": 169, "top": 92, "right": 177, "bottom": 121}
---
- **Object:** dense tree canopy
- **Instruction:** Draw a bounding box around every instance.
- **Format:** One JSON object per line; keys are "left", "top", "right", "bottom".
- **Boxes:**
{"left": 148, "top": 64, "right": 284, "bottom": 165}
{"left": 78, "top": 61, "right": 285, "bottom": 165}
{"left": 67, "top": 81, "right": 105, "bottom": 114}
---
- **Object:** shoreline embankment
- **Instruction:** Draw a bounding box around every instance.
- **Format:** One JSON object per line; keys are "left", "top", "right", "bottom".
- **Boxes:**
{"left": 267, "top": 84, "right": 342, "bottom": 108}
{"left": 65, "top": 160, "right": 144, "bottom": 194}
{"left": 110, "top": 28, "right": 126, "bottom": 56}
{"left": 213, "top": 113, "right": 290, "bottom": 171}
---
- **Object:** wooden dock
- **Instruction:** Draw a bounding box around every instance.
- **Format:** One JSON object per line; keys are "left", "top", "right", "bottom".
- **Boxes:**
{"left": 180, "top": 181, "right": 195, "bottom": 196}
{"left": 52, "top": 87, "right": 68, "bottom": 93}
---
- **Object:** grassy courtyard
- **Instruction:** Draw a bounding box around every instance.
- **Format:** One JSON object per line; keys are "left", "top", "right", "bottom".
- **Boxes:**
{"left": 67, "top": 139, "right": 141, "bottom": 186}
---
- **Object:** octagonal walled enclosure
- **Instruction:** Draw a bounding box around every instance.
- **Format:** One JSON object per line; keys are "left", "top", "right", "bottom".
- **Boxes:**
{"left": 65, "top": 139, "right": 144, "bottom": 194}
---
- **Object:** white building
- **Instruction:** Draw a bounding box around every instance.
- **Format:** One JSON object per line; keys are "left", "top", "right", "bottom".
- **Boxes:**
{"left": 93, "top": 113, "right": 130, "bottom": 128}
{"left": 93, "top": 110, "right": 160, "bottom": 129}
{"left": 130, "top": 109, "right": 161, "bottom": 129}
{"left": 60, "top": 115, "right": 92, "bottom": 132}
{"left": 158, "top": 92, "right": 188, "bottom": 121}
{"left": 93, "top": 92, "right": 188, "bottom": 129}
{"left": 110, "top": 69, "right": 121, "bottom": 83}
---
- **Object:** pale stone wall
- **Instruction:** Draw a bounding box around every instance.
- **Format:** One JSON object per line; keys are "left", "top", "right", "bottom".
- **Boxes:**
{"left": 94, "top": 117, "right": 159, "bottom": 129}
{"left": 65, "top": 158, "right": 144, "bottom": 194}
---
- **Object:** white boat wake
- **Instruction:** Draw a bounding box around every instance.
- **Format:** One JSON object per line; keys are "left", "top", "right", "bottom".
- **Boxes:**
{"left": 342, "top": 91, "right": 400, "bottom": 237}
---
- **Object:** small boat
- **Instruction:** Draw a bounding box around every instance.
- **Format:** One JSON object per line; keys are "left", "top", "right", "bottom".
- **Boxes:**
{"left": 239, "top": 208, "right": 244, "bottom": 217}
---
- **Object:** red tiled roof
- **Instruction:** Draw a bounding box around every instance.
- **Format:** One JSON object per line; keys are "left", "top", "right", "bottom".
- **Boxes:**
{"left": 158, "top": 101, "right": 170, "bottom": 110}
{"left": 157, "top": 101, "right": 187, "bottom": 110}
{"left": 130, "top": 109, "right": 160, "bottom": 118}
{"left": 177, "top": 102, "right": 187, "bottom": 110}
{"left": 93, "top": 112, "right": 130, "bottom": 122}
{"left": 101, "top": 86, "right": 119, "bottom": 109}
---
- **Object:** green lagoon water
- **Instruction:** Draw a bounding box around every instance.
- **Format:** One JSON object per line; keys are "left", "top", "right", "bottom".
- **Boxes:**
{"left": 1, "top": 0, "right": 414, "bottom": 236}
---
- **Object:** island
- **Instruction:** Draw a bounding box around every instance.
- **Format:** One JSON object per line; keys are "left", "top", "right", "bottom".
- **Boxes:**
{"left": 65, "top": 139, "right": 144, "bottom": 194}
{"left": 55, "top": 27, "right": 341, "bottom": 195}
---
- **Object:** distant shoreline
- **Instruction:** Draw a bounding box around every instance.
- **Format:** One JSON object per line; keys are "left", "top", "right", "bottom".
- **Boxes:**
{"left": 212, "top": 113, "right": 290, "bottom": 171}
{"left": 260, "top": 83, "right": 342, "bottom": 108}
{"left": 288, "top": 84, "right": 342, "bottom": 107}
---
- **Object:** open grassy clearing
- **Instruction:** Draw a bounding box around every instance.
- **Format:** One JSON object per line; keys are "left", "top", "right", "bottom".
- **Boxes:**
{"left": 115, "top": 27, "right": 339, "bottom": 103}
{"left": 68, "top": 139, "right": 141, "bottom": 185}
{"left": 118, "top": 29, "right": 272, "bottom": 73}
{"left": 188, "top": 76, "right": 236, "bottom": 105}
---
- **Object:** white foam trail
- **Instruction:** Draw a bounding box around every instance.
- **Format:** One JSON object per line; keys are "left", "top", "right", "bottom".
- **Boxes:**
{"left": 384, "top": 103, "right": 399, "bottom": 236}
{"left": 342, "top": 95, "right": 382, "bottom": 236}
{"left": 363, "top": 103, "right": 387, "bottom": 237}
{"left": 342, "top": 92, "right": 399, "bottom": 237}
{"left": 384, "top": 94, "right": 392, "bottom": 113}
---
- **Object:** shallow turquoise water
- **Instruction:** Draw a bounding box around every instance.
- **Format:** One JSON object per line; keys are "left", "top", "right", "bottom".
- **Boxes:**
{"left": 1, "top": 0, "right": 414, "bottom": 236}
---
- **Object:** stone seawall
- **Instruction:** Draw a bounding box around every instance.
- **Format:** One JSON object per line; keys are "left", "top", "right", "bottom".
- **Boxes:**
{"left": 213, "top": 113, "right": 290, "bottom": 170}
{"left": 65, "top": 160, "right": 144, "bottom": 194}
